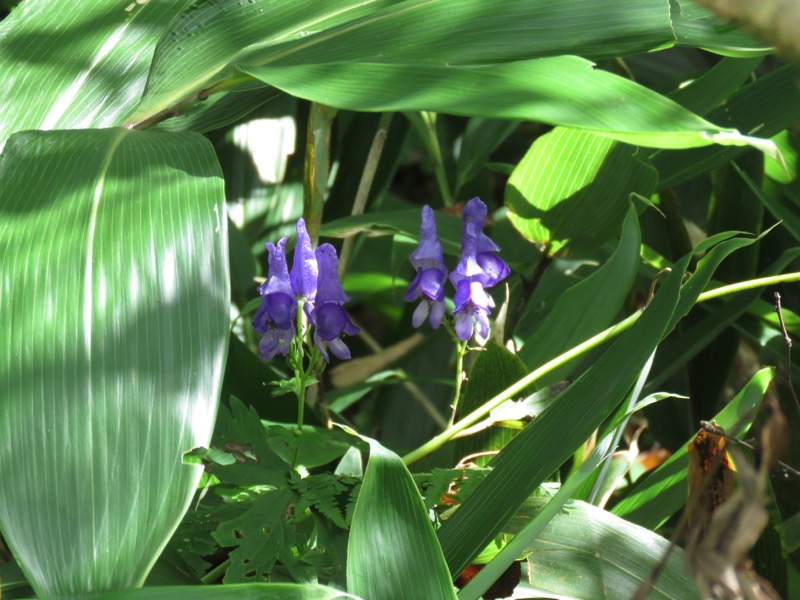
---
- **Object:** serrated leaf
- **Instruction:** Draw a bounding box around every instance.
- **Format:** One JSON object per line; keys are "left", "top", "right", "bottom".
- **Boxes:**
{"left": 214, "top": 489, "right": 295, "bottom": 583}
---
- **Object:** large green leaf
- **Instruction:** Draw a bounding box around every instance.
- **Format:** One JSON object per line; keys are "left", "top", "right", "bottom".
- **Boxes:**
{"left": 129, "top": 0, "right": 672, "bottom": 123}
{"left": 506, "top": 128, "right": 657, "bottom": 253}
{"left": 100, "top": 584, "right": 359, "bottom": 599}
{"left": 671, "top": 0, "right": 770, "bottom": 56}
{"left": 122, "top": 0, "right": 773, "bottom": 151}
{"left": 0, "top": 0, "right": 194, "bottom": 144}
{"left": 515, "top": 499, "right": 700, "bottom": 599}
{"left": 0, "top": 129, "right": 228, "bottom": 597}
{"left": 655, "top": 65, "right": 800, "bottom": 188}
{"left": 346, "top": 432, "right": 456, "bottom": 600}
{"left": 243, "top": 59, "right": 770, "bottom": 150}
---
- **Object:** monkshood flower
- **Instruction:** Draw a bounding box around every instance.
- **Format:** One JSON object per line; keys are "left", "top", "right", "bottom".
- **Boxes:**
{"left": 311, "top": 244, "right": 360, "bottom": 361}
{"left": 254, "top": 218, "right": 358, "bottom": 362}
{"left": 290, "top": 218, "right": 318, "bottom": 318}
{"left": 403, "top": 205, "right": 448, "bottom": 329}
{"left": 253, "top": 238, "right": 297, "bottom": 361}
{"left": 449, "top": 198, "right": 510, "bottom": 341}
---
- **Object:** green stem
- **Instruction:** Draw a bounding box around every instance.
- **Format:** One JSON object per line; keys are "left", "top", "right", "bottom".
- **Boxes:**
{"left": 406, "top": 111, "right": 452, "bottom": 206}
{"left": 401, "top": 270, "right": 800, "bottom": 465}
{"left": 304, "top": 102, "right": 337, "bottom": 244}
{"left": 448, "top": 340, "right": 469, "bottom": 427}
{"left": 698, "top": 272, "right": 800, "bottom": 301}
{"left": 338, "top": 112, "right": 394, "bottom": 278}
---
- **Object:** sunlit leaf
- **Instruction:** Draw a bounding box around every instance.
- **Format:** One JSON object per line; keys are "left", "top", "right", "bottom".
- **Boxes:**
{"left": 0, "top": 128, "right": 228, "bottom": 596}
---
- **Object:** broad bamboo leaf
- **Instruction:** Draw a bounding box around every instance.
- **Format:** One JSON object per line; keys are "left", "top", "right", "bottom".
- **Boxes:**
{"left": 511, "top": 499, "right": 700, "bottom": 599}
{"left": 506, "top": 128, "right": 657, "bottom": 252}
{"left": 0, "top": 0, "right": 194, "bottom": 144}
{"left": 0, "top": 129, "right": 228, "bottom": 597}
{"left": 346, "top": 432, "right": 456, "bottom": 600}
{"left": 129, "top": 0, "right": 674, "bottom": 126}
{"left": 671, "top": 0, "right": 770, "bottom": 56}
{"left": 100, "top": 583, "right": 359, "bottom": 599}
{"left": 125, "top": 0, "right": 773, "bottom": 152}
{"left": 612, "top": 367, "right": 774, "bottom": 528}
{"left": 243, "top": 59, "right": 771, "bottom": 151}
{"left": 655, "top": 65, "right": 800, "bottom": 189}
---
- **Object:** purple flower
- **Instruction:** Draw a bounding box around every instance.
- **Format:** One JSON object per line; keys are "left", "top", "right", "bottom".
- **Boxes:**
{"left": 449, "top": 198, "right": 509, "bottom": 341}
{"left": 404, "top": 205, "right": 448, "bottom": 329}
{"left": 290, "top": 218, "right": 318, "bottom": 308}
{"left": 453, "top": 280, "right": 493, "bottom": 342}
{"left": 310, "top": 244, "right": 360, "bottom": 361}
{"left": 253, "top": 238, "right": 296, "bottom": 360}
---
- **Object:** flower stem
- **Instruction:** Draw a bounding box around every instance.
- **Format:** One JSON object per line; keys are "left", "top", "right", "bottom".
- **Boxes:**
{"left": 402, "top": 269, "right": 800, "bottom": 465}
{"left": 448, "top": 339, "right": 469, "bottom": 427}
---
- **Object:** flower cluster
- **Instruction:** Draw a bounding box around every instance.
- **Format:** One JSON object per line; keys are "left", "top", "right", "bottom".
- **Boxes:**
{"left": 405, "top": 198, "right": 509, "bottom": 341}
{"left": 253, "top": 219, "right": 359, "bottom": 362}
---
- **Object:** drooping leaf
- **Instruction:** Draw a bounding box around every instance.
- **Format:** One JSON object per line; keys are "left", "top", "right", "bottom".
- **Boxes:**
{"left": 346, "top": 431, "right": 456, "bottom": 600}
{"left": 244, "top": 59, "right": 772, "bottom": 151}
{"left": 0, "top": 128, "right": 228, "bottom": 596}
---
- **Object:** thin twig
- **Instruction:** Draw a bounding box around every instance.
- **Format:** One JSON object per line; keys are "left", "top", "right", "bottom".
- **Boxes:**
{"left": 338, "top": 112, "right": 393, "bottom": 278}
{"left": 700, "top": 420, "right": 800, "bottom": 478}
{"left": 774, "top": 292, "right": 800, "bottom": 418}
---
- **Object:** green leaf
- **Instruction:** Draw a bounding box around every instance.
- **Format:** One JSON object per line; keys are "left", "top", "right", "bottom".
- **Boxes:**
{"left": 0, "top": 129, "right": 228, "bottom": 597}
{"left": 671, "top": 0, "right": 770, "bottom": 56}
{"left": 454, "top": 340, "right": 531, "bottom": 466}
{"left": 99, "top": 583, "right": 360, "bottom": 599}
{"left": 455, "top": 119, "right": 520, "bottom": 196}
{"left": 655, "top": 65, "right": 800, "bottom": 189}
{"left": 346, "top": 431, "right": 456, "bottom": 600}
{"left": 516, "top": 207, "right": 642, "bottom": 380}
{"left": 437, "top": 244, "right": 689, "bottom": 576}
{"left": 0, "top": 0, "right": 194, "bottom": 143}
{"left": 513, "top": 498, "right": 700, "bottom": 599}
{"left": 214, "top": 489, "right": 295, "bottom": 583}
{"left": 612, "top": 367, "right": 774, "bottom": 528}
{"left": 244, "top": 59, "right": 771, "bottom": 151}
{"left": 506, "top": 128, "right": 657, "bottom": 252}
{"left": 129, "top": 0, "right": 679, "bottom": 123}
